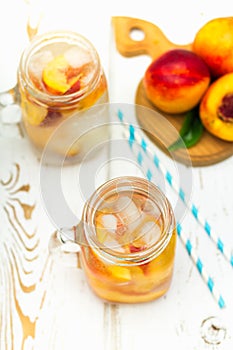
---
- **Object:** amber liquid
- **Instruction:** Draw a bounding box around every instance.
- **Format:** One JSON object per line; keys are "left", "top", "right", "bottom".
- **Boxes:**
{"left": 19, "top": 39, "right": 108, "bottom": 159}
{"left": 81, "top": 191, "right": 176, "bottom": 303}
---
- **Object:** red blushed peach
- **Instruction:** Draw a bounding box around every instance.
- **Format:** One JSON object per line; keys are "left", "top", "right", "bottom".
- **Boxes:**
{"left": 200, "top": 73, "right": 233, "bottom": 142}
{"left": 193, "top": 17, "right": 233, "bottom": 77}
{"left": 143, "top": 49, "right": 211, "bottom": 114}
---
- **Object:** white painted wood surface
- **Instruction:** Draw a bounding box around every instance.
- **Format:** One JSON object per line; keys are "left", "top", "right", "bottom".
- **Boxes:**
{"left": 0, "top": 1, "right": 233, "bottom": 349}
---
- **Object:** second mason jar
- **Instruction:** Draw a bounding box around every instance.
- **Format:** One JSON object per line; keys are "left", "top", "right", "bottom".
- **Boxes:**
{"left": 80, "top": 176, "right": 177, "bottom": 303}
{"left": 18, "top": 31, "right": 109, "bottom": 160}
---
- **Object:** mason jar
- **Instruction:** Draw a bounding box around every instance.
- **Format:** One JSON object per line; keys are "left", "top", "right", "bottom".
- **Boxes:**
{"left": 51, "top": 176, "right": 177, "bottom": 303}
{"left": 18, "top": 31, "right": 109, "bottom": 161}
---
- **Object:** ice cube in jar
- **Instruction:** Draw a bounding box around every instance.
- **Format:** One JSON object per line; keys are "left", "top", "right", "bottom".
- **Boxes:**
{"left": 18, "top": 31, "right": 108, "bottom": 158}
{"left": 28, "top": 50, "right": 54, "bottom": 91}
{"left": 80, "top": 177, "right": 176, "bottom": 304}
{"left": 64, "top": 46, "right": 92, "bottom": 67}
{"left": 94, "top": 192, "right": 163, "bottom": 254}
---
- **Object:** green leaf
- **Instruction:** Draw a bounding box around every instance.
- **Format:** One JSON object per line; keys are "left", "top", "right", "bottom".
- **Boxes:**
{"left": 168, "top": 107, "right": 203, "bottom": 151}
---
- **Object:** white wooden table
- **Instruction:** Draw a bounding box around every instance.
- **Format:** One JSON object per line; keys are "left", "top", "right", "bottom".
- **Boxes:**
{"left": 0, "top": 1, "right": 233, "bottom": 349}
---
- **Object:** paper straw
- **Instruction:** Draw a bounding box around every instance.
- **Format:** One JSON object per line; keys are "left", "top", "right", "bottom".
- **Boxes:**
{"left": 117, "top": 110, "right": 227, "bottom": 308}
{"left": 121, "top": 125, "right": 225, "bottom": 309}
{"left": 177, "top": 223, "right": 225, "bottom": 309}
{"left": 117, "top": 109, "right": 233, "bottom": 269}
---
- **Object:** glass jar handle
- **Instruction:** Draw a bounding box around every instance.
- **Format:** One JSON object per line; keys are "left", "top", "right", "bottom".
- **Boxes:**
{"left": 0, "top": 86, "right": 22, "bottom": 125}
{"left": 49, "top": 222, "right": 83, "bottom": 255}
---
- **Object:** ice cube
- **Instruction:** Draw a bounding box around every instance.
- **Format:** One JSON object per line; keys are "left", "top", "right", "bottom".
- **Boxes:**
{"left": 100, "top": 214, "right": 117, "bottom": 233}
{"left": 115, "top": 196, "right": 141, "bottom": 225}
{"left": 96, "top": 213, "right": 117, "bottom": 243}
{"left": 103, "top": 236, "right": 125, "bottom": 253}
{"left": 125, "top": 211, "right": 146, "bottom": 240}
{"left": 142, "top": 198, "right": 162, "bottom": 220}
{"left": 80, "top": 66, "right": 94, "bottom": 85}
{"left": 29, "top": 50, "right": 54, "bottom": 79}
{"left": 64, "top": 46, "right": 92, "bottom": 68}
{"left": 140, "top": 221, "right": 161, "bottom": 245}
{"left": 133, "top": 220, "right": 161, "bottom": 249}
{"left": 95, "top": 213, "right": 125, "bottom": 252}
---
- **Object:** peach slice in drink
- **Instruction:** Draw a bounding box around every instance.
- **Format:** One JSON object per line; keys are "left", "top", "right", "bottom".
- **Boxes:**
{"left": 20, "top": 94, "right": 47, "bottom": 125}
{"left": 95, "top": 212, "right": 126, "bottom": 253}
{"left": 42, "top": 55, "right": 82, "bottom": 94}
{"left": 95, "top": 194, "right": 162, "bottom": 256}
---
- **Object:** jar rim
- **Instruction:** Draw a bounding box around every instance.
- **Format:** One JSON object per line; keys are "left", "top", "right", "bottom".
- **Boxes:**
{"left": 18, "top": 30, "right": 101, "bottom": 105}
{"left": 83, "top": 176, "right": 175, "bottom": 266}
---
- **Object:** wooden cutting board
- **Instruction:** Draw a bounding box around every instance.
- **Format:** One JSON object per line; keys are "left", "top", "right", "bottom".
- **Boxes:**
{"left": 112, "top": 16, "right": 233, "bottom": 167}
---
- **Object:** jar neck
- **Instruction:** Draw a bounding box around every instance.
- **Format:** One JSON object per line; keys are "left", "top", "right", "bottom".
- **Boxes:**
{"left": 18, "top": 30, "right": 102, "bottom": 107}
{"left": 82, "top": 176, "right": 175, "bottom": 266}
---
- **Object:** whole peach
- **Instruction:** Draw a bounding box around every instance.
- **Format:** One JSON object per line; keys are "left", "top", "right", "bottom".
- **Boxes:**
{"left": 200, "top": 73, "right": 233, "bottom": 141}
{"left": 143, "top": 49, "right": 210, "bottom": 114}
{"left": 193, "top": 17, "right": 233, "bottom": 77}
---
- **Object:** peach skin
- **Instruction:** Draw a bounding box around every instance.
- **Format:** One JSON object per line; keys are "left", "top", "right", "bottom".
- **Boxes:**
{"left": 193, "top": 17, "right": 233, "bottom": 77}
{"left": 143, "top": 49, "right": 210, "bottom": 114}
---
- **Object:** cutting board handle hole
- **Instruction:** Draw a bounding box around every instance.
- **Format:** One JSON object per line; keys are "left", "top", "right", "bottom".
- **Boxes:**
{"left": 129, "top": 27, "right": 145, "bottom": 42}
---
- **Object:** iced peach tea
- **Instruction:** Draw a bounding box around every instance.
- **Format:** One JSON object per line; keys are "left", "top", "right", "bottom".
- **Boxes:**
{"left": 81, "top": 177, "right": 176, "bottom": 303}
{"left": 18, "top": 31, "right": 108, "bottom": 158}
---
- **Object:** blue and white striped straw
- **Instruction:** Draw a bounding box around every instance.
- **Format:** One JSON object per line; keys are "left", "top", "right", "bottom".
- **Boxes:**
{"left": 122, "top": 125, "right": 226, "bottom": 309}
{"left": 177, "top": 223, "right": 225, "bottom": 309}
{"left": 117, "top": 109, "right": 233, "bottom": 269}
{"left": 117, "top": 109, "right": 227, "bottom": 308}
